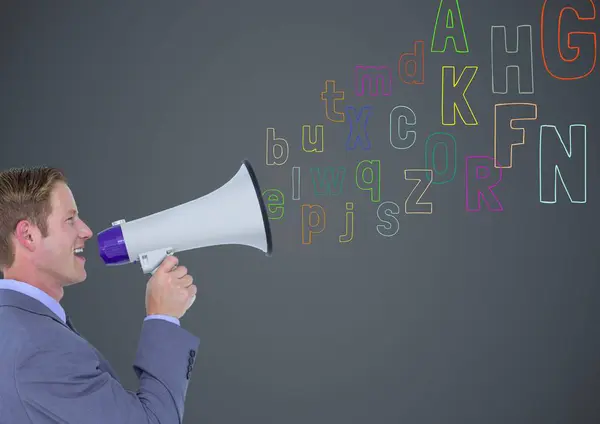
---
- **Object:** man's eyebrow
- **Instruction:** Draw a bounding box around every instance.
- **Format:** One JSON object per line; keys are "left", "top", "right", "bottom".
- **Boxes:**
{"left": 66, "top": 209, "right": 79, "bottom": 216}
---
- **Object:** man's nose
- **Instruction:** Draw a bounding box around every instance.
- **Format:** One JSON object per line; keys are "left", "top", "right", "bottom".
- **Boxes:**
{"left": 80, "top": 222, "right": 94, "bottom": 239}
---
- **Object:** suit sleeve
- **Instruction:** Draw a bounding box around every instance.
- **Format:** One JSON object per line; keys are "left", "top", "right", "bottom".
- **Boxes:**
{"left": 15, "top": 319, "right": 200, "bottom": 424}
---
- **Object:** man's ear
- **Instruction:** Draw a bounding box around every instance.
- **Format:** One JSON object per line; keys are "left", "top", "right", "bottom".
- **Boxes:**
{"left": 14, "top": 220, "right": 39, "bottom": 252}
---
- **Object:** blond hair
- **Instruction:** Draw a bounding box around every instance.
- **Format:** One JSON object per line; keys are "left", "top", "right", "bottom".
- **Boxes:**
{"left": 0, "top": 166, "right": 67, "bottom": 269}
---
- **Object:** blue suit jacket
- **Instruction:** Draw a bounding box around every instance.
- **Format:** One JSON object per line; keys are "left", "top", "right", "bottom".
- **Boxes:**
{"left": 0, "top": 288, "right": 200, "bottom": 423}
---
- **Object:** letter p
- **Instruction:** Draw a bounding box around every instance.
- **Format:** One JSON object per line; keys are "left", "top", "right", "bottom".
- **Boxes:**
{"left": 302, "top": 204, "right": 326, "bottom": 244}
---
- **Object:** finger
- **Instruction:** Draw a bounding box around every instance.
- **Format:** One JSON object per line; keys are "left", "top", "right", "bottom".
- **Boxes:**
{"left": 187, "top": 285, "right": 197, "bottom": 305}
{"left": 171, "top": 265, "right": 188, "bottom": 279}
{"left": 176, "top": 275, "right": 193, "bottom": 288}
{"left": 158, "top": 255, "right": 178, "bottom": 274}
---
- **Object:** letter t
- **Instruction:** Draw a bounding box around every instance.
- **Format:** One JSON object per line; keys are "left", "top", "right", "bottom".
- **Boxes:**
{"left": 321, "top": 80, "right": 345, "bottom": 122}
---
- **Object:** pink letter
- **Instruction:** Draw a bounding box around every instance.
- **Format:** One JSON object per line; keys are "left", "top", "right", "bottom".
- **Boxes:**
{"left": 465, "top": 156, "right": 503, "bottom": 212}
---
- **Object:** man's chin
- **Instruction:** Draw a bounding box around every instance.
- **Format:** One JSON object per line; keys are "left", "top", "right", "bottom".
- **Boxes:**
{"left": 65, "top": 268, "right": 87, "bottom": 285}
{"left": 63, "top": 277, "right": 86, "bottom": 287}
{"left": 74, "top": 269, "right": 87, "bottom": 283}
{"left": 72, "top": 256, "right": 87, "bottom": 282}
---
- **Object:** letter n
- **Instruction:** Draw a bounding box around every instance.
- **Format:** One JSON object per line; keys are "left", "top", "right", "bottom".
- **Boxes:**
{"left": 539, "top": 124, "right": 587, "bottom": 204}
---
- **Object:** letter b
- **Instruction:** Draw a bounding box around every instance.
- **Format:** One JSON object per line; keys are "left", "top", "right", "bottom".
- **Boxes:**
{"left": 265, "top": 128, "right": 289, "bottom": 166}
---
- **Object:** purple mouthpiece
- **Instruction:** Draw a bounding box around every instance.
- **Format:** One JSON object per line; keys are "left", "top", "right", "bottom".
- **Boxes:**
{"left": 97, "top": 225, "right": 130, "bottom": 265}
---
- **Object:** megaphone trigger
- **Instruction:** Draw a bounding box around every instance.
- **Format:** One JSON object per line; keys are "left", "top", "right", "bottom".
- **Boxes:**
{"left": 139, "top": 247, "right": 175, "bottom": 275}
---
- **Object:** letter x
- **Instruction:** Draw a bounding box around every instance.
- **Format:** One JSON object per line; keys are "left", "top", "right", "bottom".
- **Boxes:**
{"left": 346, "top": 106, "right": 372, "bottom": 150}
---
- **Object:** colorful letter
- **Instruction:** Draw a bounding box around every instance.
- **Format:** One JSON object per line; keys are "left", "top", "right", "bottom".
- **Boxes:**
{"left": 404, "top": 169, "right": 433, "bottom": 214}
{"left": 339, "top": 202, "right": 355, "bottom": 243}
{"left": 262, "top": 189, "right": 284, "bottom": 220}
{"left": 441, "top": 66, "right": 478, "bottom": 126}
{"left": 399, "top": 41, "right": 425, "bottom": 84}
{"left": 346, "top": 106, "right": 372, "bottom": 150}
{"left": 310, "top": 167, "right": 346, "bottom": 196}
{"left": 376, "top": 201, "right": 400, "bottom": 237}
{"left": 541, "top": 0, "right": 597, "bottom": 80}
{"left": 425, "top": 132, "right": 457, "bottom": 184}
{"left": 354, "top": 66, "right": 392, "bottom": 96}
{"left": 491, "top": 25, "right": 534, "bottom": 94}
{"left": 356, "top": 160, "right": 381, "bottom": 202}
{"left": 431, "top": 0, "right": 469, "bottom": 53}
{"left": 539, "top": 124, "right": 587, "bottom": 203}
{"left": 292, "top": 166, "right": 301, "bottom": 200}
{"left": 265, "top": 128, "right": 289, "bottom": 166}
{"left": 390, "top": 105, "right": 417, "bottom": 150}
{"left": 465, "top": 156, "right": 503, "bottom": 212}
{"left": 302, "top": 204, "right": 326, "bottom": 244}
{"left": 320, "top": 80, "right": 345, "bottom": 122}
{"left": 494, "top": 103, "right": 538, "bottom": 168}
{"left": 302, "top": 125, "right": 324, "bottom": 153}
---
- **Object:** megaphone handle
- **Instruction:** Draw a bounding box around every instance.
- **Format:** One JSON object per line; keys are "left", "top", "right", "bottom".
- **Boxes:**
{"left": 139, "top": 247, "right": 175, "bottom": 275}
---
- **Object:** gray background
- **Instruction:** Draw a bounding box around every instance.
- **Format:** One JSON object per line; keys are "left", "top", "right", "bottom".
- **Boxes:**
{"left": 1, "top": 1, "right": 599, "bottom": 423}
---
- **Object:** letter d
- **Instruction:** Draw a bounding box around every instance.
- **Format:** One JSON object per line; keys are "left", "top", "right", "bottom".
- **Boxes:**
{"left": 398, "top": 41, "right": 424, "bottom": 84}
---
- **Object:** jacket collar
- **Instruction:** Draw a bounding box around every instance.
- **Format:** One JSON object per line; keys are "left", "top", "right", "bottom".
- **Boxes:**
{"left": 0, "top": 288, "right": 70, "bottom": 331}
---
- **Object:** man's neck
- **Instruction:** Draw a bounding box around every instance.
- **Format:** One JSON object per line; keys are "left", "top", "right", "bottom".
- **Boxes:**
{"left": 1, "top": 270, "right": 63, "bottom": 302}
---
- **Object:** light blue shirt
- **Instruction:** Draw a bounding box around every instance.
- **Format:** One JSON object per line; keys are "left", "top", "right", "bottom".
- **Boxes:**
{"left": 0, "top": 279, "right": 179, "bottom": 327}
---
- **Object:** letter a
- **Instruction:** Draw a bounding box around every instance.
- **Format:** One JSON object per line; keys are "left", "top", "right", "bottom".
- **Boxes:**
{"left": 431, "top": 0, "right": 469, "bottom": 53}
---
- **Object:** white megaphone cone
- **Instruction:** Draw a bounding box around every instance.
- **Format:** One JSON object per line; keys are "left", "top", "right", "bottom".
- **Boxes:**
{"left": 97, "top": 159, "right": 273, "bottom": 274}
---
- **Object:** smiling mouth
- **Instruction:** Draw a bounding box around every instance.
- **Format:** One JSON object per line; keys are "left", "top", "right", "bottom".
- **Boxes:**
{"left": 73, "top": 248, "right": 86, "bottom": 261}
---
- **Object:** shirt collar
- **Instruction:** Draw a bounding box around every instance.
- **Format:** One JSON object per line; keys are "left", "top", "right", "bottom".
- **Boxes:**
{"left": 0, "top": 278, "right": 66, "bottom": 324}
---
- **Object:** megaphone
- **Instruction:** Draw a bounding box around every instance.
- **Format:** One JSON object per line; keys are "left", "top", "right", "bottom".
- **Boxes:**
{"left": 97, "top": 159, "right": 273, "bottom": 274}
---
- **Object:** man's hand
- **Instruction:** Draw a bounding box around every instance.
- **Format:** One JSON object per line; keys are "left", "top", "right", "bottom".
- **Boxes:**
{"left": 145, "top": 255, "right": 197, "bottom": 319}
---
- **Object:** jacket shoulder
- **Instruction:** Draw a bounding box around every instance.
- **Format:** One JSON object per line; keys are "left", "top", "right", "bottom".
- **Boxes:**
{"left": 0, "top": 305, "right": 76, "bottom": 356}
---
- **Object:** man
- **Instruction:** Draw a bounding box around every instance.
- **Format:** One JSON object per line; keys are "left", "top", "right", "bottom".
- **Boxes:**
{"left": 0, "top": 166, "right": 199, "bottom": 424}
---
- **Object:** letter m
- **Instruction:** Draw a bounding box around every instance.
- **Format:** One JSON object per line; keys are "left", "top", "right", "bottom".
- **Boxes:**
{"left": 354, "top": 66, "right": 392, "bottom": 96}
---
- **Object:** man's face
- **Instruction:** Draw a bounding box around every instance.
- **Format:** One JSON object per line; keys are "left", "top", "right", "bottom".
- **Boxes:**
{"left": 33, "top": 182, "right": 93, "bottom": 287}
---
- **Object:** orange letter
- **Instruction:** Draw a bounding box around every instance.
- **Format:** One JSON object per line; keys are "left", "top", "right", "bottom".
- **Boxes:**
{"left": 541, "top": 0, "right": 597, "bottom": 80}
{"left": 301, "top": 204, "right": 326, "bottom": 244}
{"left": 399, "top": 41, "right": 425, "bottom": 84}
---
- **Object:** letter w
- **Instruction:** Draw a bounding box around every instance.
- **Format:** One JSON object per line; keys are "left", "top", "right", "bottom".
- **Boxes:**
{"left": 310, "top": 167, "right": 346, "bottom": 196}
